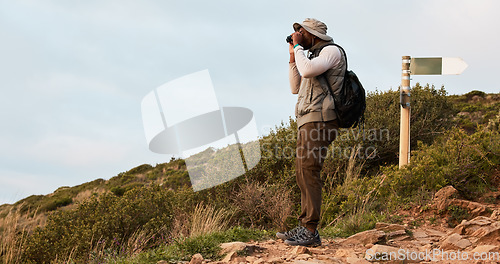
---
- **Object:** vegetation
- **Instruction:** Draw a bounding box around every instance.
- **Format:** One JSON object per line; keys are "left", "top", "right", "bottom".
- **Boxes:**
{"left": 0, "top": 86, "right": 498, "bottom": 263}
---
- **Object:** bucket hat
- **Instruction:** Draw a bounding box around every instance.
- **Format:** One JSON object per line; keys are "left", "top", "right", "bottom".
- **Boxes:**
{"left": 293, "top": 18, "right": 333, "bottom": 42}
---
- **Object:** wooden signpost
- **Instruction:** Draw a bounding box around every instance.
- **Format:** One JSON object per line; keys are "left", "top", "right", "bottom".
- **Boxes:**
{"left": 399, "top": 57, "right": 468, "bottom": 168}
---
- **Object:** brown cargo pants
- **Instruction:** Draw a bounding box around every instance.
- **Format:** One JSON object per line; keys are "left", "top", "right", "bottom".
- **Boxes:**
{"left": 296, "top": 120, "right": 339, "bottom": 231}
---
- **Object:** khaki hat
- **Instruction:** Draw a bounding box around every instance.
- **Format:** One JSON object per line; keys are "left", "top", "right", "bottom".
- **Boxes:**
{"left": 293, "top": 18, "right": 333, "bottom": 42}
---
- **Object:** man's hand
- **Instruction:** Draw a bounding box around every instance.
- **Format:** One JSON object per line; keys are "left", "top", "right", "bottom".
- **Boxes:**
{"left": 291, "top": 31, "right": 303, "bottom": 46}
{"left": 289, "top": 42, "right": 295, "bottom": 54}
{"left": 289, "top": 32, "right": 302, "bottom": 63}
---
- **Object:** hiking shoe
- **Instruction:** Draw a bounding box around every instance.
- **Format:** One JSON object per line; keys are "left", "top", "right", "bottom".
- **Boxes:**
{"left": 276, "top": 226, "right": 305, "bottom": 240}
{"left": 284, "top": 228, "right": 321, "bottom": 247}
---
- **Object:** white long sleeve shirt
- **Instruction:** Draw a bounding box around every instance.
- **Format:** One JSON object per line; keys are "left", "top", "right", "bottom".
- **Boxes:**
{"left": 289, "top": 44, "right": 342, "bottom": 94}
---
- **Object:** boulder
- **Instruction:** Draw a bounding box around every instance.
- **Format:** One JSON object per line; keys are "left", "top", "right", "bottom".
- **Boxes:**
{"left": 440, "top": 233, "right": 472, "bottom": 250}
{"left": 220, "top": 241, "right": 259, "bottom": 256}
{"left": 471, "top": 245, "right": 500, "bottom": 253}
{"left": 452, "top": 216, "right": 500, "bottom": 246}
{"left": 433, "top": 186, "right": 458, "bottom": 211}
{"left": 342, "top": 230, "right": 386, "bottom": 245}
{"left": 291, "top": 246, "right": 310, "bottom": 255}
{"left": 220, "top": 241, "right": 248, "bottom": 254}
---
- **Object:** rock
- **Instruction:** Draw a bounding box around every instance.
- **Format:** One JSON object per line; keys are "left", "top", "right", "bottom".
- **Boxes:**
{"left": 292, "top": 261, "right": 329, "bottom": 264}
{"left": 448, "top": 199, "right": 489, "bottom": 217}
{"left": 433, "top": 186, "right": 458, "bottom": 211}
{"left": 491, "top": 210, "right": 500, "bottom": 221}
{"left": 419, "top": 244, "right": 432, "bottom": 252}
{"left": 346, "top": 256, "right": 371, "bottom": 264}
{"left": 253, "top": 258, "right": 265, "bottom": 264}
{"left": 309, "top": 247, "right": 327, "bottom": 254}
{"left": 291, "top": 246, "right": 310, "bottom": 255}
{"left": 189, "top": 253, "right": 203, "bottom": 264}
{"left": 316, "top": 255, "right": 344, "bottom": 263}
{"left": 221, "top": 251, "right": 238, "bottom": 263}
{"left": 453, "top": 216, "right": 494, "bottom": 235}
{"left": 334, "top": 248, "right": 357, "bottom": 258}
{"left": 220, "top": 241, "right": 248, "bottom": 254}
{"left": 471, "top": 245, "right": 500, "bottom": 253}
{"left": 157, "top": 261, "right": 168, "bottom": 264}
{"left": 375, "top": 222, "right": 407, "bottom": 232}
{"left": 267, "top": 256, "right": 283, "bottom": 263}
{"left": 245, "top": 256, "right": 257, "bottom": 263}
{"left": 364, "top": 245, "right": 400, "bottom": 262}
{"left": 392, "top": 235, "right": 411, "bottom": 242}
{"left": 385, "top": 230, "right": 408, "bottom": 241}
{"left": 411, "top": 230, "right": 428, "bottom": 238}
{"left": 422, "top": 227, "right": 447, "bottom": 237}
{"left": 342, "top": 230, "right": 386, "bottom": 245}
{"left": 452, "top": 216, "right": 500, "bottom": 246}
{"left": 440, "top": 233, "right": 472, "bottom": 250}
{"left": 220, "top": 241, "right": 260, "bottom": 259}
{"left": 295, "top": 253, "right": 312, "bottom": 260}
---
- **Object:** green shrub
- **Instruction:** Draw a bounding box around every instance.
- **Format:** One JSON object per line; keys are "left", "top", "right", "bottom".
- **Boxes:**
{"left": 22, "top": 185, "right": 175, "bottom": 263}
{"left": 41, "top": 196, "right": 73, "bottom": 211}
{"left": 322, "top": 211, "right": 385, "bottom": 238}
{"left": 126, "top": 164, "right": 153, "bottom": 175}
{"left": 105, "top": 227, "right": 270, "bottom": 264}
{"left": 465, "top": 90, "right": 486, "bottom": 99}
{"left": 388, "top": 125, "right": 498, "bottom": 201}
{"left": 320, "top": 115, "right": 498, "bottom": 236}
{"left": 446, "top": 205, "right": 470, "bottom": 227}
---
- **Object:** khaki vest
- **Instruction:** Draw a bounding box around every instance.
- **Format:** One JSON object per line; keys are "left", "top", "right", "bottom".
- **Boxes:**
{"left": 295, "top": 41, "right": 346, "bottom": 128}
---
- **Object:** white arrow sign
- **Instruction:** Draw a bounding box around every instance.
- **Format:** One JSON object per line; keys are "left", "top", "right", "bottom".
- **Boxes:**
{"left": 442, "top": 57, "right": 468, "bottom": 75}
{"left": 410, "top": 57, "right": 468, "bottom": 75}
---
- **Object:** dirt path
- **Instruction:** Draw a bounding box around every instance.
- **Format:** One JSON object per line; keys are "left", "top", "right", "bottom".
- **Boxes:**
{"left": 183, "top": 186, "right": 500, "bottom": 264}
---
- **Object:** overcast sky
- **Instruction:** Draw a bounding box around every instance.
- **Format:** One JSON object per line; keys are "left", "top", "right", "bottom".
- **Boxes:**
{"left": 1, "top": 0, "right": 499, "bottom": 205}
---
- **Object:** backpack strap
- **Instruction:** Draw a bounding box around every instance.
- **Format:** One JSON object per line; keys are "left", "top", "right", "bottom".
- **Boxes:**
{"left": 316, "top": 43, "right": 348, "bottom": 98}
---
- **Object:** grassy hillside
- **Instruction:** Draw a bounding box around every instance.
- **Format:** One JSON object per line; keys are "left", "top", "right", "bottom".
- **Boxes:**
{"left": 1, "top": 85, "right": 499, "bottom": 263}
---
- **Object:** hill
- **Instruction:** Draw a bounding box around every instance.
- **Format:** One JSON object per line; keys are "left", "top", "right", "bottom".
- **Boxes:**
{"left": 0, "top": 86, "right": 498, "bottom": 263}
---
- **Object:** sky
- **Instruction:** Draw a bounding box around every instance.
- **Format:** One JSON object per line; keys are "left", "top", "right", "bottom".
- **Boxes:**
{"left": 1, "top": 0, "right": 499, "bottom": 205}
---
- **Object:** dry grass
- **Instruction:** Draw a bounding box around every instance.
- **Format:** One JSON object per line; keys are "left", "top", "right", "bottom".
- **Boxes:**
{"left": 0, "top": 206, "right": 34, "bottom": 264}
{"left": 0, "top": 203, "right": 48, "bottom": 264}
{"left": 262, "top": 185, "right": 293, "bottom": 231}
{"left": 233, "top": 182, "right": 294, "bottom": 230}
{"left": 189, "top": 202, "right": 232, "bottom": 237}
{"left": 233, "top": 182, "right": 266, "bottom": 227}
{"left": 170, "top": 202, "right": 233, "bottom": 239}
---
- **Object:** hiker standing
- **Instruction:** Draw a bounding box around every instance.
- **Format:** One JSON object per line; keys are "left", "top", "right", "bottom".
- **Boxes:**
{"left": 277, "top": 18, "right": 345, "bottom": 247}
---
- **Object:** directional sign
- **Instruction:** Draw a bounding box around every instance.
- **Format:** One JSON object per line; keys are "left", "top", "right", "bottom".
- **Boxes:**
{"left": 399, "top": 55, "right": 467, "bottom": 169}
{"left": 410, "top": 57, "right": 468, "bottom": 75}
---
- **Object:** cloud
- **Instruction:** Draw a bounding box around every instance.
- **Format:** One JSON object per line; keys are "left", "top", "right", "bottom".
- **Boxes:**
{"left": 0, "top": 169, "right": 54, "bottom": 205}
{"left": 28, "top": 134, "right": 128, "bottom": 167}
{"left": 1, "top": 0, "right": 499, "bottom": 204}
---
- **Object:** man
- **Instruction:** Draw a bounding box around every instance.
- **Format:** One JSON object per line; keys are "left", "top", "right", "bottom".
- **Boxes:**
{"left": 276, "top": 18, "right": 345, "bottom": 247}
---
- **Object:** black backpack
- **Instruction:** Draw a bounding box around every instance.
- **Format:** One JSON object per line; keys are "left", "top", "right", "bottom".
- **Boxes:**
{"left": 317, "top": 43, "right": 366, "bottom": 128}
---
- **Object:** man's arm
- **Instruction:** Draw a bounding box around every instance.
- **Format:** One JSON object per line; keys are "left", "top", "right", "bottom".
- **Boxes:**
{"left": 294, "top": 45, "right": 341, "bottom": 78}
{"left": 289, "top": 43, "right": 300, "bottom": 94}
{"left": 289, "top": 62, "right": 301, "bottom": 94}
